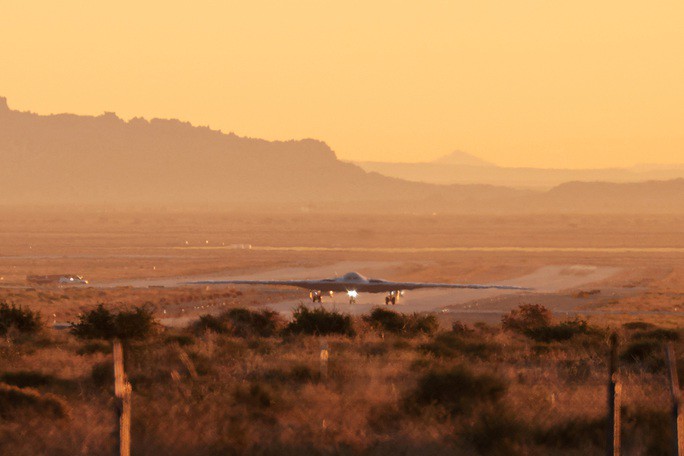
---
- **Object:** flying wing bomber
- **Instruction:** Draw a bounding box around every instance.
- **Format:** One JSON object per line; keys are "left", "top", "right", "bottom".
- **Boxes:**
{"left": 190, "top": 271, "right": 530, "bottom": 304}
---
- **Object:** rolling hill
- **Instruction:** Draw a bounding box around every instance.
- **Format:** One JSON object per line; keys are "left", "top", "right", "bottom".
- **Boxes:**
{"left": 1, "top": 97, "right": 681, "bottom": 213}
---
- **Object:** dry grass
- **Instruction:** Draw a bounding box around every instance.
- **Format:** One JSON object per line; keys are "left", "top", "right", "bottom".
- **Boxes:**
{"left": 0, "top": 306, "right": 681, "bottom": 455}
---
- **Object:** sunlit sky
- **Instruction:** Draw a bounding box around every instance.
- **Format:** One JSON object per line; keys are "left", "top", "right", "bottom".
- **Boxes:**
{"left": 1, "top": 1, "right": 683, "bottom": 168}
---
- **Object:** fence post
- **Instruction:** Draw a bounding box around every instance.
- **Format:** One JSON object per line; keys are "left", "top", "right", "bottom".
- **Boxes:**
{"left": 113, "top": 339, "right": 132, "bottom": 456}
{"left": 665, "top": 343, "right": 684, "bottom": 455}
{"left": 320, "top": 341, "right": 329, "bottom": 381}
{"left": 607, "top": 333, "right": 621, "bottom": 456}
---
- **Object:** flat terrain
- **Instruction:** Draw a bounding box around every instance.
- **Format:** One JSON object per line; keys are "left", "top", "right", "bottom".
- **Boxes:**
{"left": 0, "top": 210, "right": 682, "bottom": 327}
{"left": 1, "top": 210, "right": 683, "bottom": 455}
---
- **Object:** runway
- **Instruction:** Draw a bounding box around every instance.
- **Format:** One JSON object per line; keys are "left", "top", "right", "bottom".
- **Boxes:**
{"left": 151, "top": 261, "right": 622, "bottom": 325}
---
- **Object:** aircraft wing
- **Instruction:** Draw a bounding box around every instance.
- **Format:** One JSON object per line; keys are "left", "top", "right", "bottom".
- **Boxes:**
{"left": 186, "top": 279, "right": 351, "bottom": 292}
{"left": 188, "top": 279, "right": 530, "bottom": 293}
{"left": 367, "top": 281, "right": 530, "bottom": 292}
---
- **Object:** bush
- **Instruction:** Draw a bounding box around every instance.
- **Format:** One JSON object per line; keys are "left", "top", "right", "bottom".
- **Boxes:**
{"left": 0, "top": 302, "right": 42, "bottom": 335}
{"left": 501, "top": 304, "right": 551, "bottom": 335}
{"left": 406, "top": 365, "right": 507, "bottom": 416}
{"left": 534, "top": 417, "right": 605, "bottom": 448}
{"left": 0, "top": 383, "right": 68, "bottom": 418}
{"left": 465, "top": 407, "right": 528, "bottom": 455}
{"left": 195, "top": 308, "right": 283, "bottom": 337}
{"left": 363, "top": 307, "right": 438, "bottom": 337}
{"left": 225, "top": 308, "right": 282, "bottom": 337}
{"left": 234, "top": 383, "right": 274, "bottom": 408}
{"left": 1, "top": 371, "right": 60, "bottom": 389}
{"left": 525, "top": 319, "right": 592, "bottom": 343}
{"left": 115, "top": 306, "right": 157, "bottom": 340}
{"left": 285, "top": 305, "right": 355, "bottom": 336}
{"left": 622, "top": 321, "right": 655, "bottom": 331}
{"left": 70, "top": 305, "right": 115, "bottom": 339}
{"left": 91, "top": 361, "right": 114, "bottom": 388}
{"left": 632, "top": 328, "right": 679, "bottom": 342}
{"left": 420, "top": 332, "right": 498, "bottom": 360}
{"left": 70, "top": 304, "right": 156, "bottom": 340}
{"left": 621, "top": 340, "right": 661, "bottom": 364}
{"left": 77, "top": 340, "right": 112, "bottom": 355}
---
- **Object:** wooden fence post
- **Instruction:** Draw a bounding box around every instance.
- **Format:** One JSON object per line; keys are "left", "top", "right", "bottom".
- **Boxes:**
{"left": 113, "top": 339, "right": 132, "bottom": 456}
{"left": 320, "top": 341, "right": 329, "bottom": 381}
{"left": 607, "top": 333, "right": 621, "bottom": 456}
{"left": 665, "top": 343, "right": 684, "bottom": 455}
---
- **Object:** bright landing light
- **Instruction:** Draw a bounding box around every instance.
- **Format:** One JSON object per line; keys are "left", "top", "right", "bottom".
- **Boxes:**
{"left": 347, "top": 290, "right": 358, "bottom": 298}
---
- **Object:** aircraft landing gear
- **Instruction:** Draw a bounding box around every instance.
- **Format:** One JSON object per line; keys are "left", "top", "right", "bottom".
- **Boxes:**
{"left": 385, "top": 291, "right": 399, "bottom": 305}
{"left": 309, "top": 290, "right": 323, "bottom": 303}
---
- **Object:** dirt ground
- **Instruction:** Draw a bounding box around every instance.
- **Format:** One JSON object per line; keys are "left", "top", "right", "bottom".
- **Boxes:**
{"left": 0, "top": 210, "right": 682, "bottom": 327}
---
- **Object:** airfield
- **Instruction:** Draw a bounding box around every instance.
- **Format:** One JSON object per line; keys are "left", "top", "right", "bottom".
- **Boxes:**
{"left": 1, "top": 211, "right": 682, "bottom": 328}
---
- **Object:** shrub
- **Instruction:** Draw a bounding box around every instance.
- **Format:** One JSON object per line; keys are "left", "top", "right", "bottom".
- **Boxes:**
{"left": 465, "top": 407, "right": 528, "bottom": 455}
{"left": 70, "top": 305, "right": 115, "bottom": 339}
{"left": 195, "top": 308, "right": 282, "bottom": 337}
{"left": 0, "top": 302, "right": 42, "bottom": 335}
{"left": 525, "top": 319, "right": 592, "bottom": 343}
{"left": 115, "top": 306, "right": 157, "bottom": 340}
{"left": 164, "top": 334, "right": 195, "bottom": 347}
{"left": 0, "top": 383, "right": 68, "bottom": 418}
{"left": 234, "top": 383, "right": 274, "bottom": 408}
{"left": 225, "top": 308, "right": 282, "bottom": 337}
{"left": 77, "top": 340, "right": 112, "bottom": 355}
{"left": 621, "top": 340, "right": 661, "bottom": 364}
{"left": 285, "top": 305, "right": 355, "bottom": 336}
{"left": 501, "top": 304, "right": 551, "bottom": 335}
{"left": 534, "top": 417, "right": 605, "bottom": 448}
{"left": 1, "top": 371, "right": 59, "bottom": 389}
{"left": 196, "top": 314, "right": 226, "bottom": 334}
{"left": 364, "top": 307, "right": 404, "bottom": 333}
{"left": 91, "top": 361, "right": 114, "bottom": 388}
{"left": 406, "top": 365, "right": 507, "bottom": 416}
{"left": 363, "top": 308, "right": 438, "bottom": 337}
{"left": 420, "top": 332, "right": 498, "bottom": 360}
{"left": 622, "top": 321, "right": 655, "bottom": 331}
{"left": 451, "top": 321, "right": 472, "bottom": 334}
{"left": 632, "top": 328, "right": 679, "bottom": 342}
{"left": 70, "top": 304, "right": 156, "bottom": 340}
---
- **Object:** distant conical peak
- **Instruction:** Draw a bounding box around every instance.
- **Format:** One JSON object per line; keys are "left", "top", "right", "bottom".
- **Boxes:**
{"left": 433, "top": 150, "right": 494, "bottom": 167}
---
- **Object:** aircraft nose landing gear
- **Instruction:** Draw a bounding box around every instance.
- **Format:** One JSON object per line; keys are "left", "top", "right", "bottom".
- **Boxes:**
{"left": 347, "top": 289, "right": 358, "bottom": 304}
{"left": 309, "top": 290, "right": 323, "bottom": 303}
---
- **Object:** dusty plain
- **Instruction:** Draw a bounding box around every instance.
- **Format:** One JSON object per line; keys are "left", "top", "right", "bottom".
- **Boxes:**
{"left": 1, "top": 210, "right": 684, "bottom": 455}
{"left": 1, "top": 210, "right": 682, "bottom": 326}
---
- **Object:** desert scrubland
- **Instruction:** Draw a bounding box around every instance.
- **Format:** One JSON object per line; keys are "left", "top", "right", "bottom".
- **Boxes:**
{"left": 1, "top": 210, "right": 683, "bottom": 455}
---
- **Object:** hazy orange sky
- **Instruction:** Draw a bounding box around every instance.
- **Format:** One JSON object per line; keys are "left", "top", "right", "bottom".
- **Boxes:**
{"left": 1, "top": 1, "right": 683, "bottom": 168}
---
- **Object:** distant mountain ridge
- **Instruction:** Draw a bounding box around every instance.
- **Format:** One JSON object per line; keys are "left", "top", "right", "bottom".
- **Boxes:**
{"left": 357, "top": 153, "right": 684, "bottom": 189}
{"left": 432, "top": 150, "right": 494, "bottom": 167}
{"left": 1, "top": 97, "right": 682, "bottom": 213}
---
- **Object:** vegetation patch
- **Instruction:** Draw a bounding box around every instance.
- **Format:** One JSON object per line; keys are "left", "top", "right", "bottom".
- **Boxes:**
{"left": 195, "top": 308, "right": 282, "bottom": 337}
{"left": 406, "top": 365, "right": 507, "bottom": 416}
{"left": 0, "top": 383, "right": 69, "bottom": 418}
{"left": 501, "top": 304, "right": 551, "bottom": 335}
{"left": 533, "top": 416, "right": 605, "bottom": 449}
{"left": 363, "top": 307, "right": 437, "bottom": 337}
{"left": 0, "top": 302, "right": 42, "bottom": 336}
{"left": 285, "top": 305, "right": 355, "bottom": 336}
{"left": 465, "top": 408, "right": 529, "bottom": 455}
{"left": 524, "top": 319, "right": 594, "bottom": 343}
{"left": 90, "top": 361, "right": 114, "bottom": 388}
{"left": 70, "top": 304, "right": 156, "bottom": 340}
{"left": 420, "top": 332, "right": 499, "bottom": 360}
{"left": 502, "top": 305, "right": 599, "bottom": 343}
{"left": 631, "top": 328, "right": 679, "bottom": 342}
